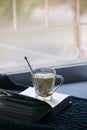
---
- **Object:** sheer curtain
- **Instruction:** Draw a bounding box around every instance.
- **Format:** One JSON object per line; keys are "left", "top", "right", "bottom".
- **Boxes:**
{"left": 0, "top": 0, "right": 87, "bottom": 73}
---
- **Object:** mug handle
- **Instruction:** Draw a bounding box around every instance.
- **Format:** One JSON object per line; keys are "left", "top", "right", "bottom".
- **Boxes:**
{"left": 54, "top": 75, "right": 64, "bottom": 91}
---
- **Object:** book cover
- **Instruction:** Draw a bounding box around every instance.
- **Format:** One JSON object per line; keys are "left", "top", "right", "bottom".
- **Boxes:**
{"left": 0, "top": 88, "right": 71, "bottom": 125}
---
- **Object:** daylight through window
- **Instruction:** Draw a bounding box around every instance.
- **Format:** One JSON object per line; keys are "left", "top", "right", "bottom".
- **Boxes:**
{"left": 0, "top": 0, "right": 87, "bottom": 73}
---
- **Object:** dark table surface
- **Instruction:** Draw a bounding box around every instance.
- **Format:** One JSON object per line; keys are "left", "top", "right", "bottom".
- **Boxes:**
{"left": 0, "top": 74, "right": 87, "bottom": 130}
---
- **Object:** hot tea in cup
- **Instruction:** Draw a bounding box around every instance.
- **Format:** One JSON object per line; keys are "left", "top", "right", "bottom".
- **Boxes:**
{"left": 32, "top": 68, "right": 64, "bottom": 101}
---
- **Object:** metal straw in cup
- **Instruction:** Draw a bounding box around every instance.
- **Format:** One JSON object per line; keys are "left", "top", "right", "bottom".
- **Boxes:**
{"left": 24, "top": 56, "right": 34, "bottom": 74}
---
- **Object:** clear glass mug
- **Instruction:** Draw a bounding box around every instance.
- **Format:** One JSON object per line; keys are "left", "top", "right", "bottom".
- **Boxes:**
{"left": 32, "top": 68, "right": 64, "bottom": 101}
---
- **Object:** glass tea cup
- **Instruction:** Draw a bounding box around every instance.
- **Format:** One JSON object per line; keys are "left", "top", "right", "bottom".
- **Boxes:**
{"left": 32, "top": 68, "right": 64, "bottom": 101}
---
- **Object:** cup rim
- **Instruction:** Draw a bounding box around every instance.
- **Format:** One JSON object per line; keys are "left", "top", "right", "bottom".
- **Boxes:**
{"left": 33, "top": 67, "right": 56, "bottom": 74}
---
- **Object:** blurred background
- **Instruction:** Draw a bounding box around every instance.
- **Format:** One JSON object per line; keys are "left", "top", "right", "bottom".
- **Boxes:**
{"left": 0, "top": 0, "right": 87, "bottom": 73}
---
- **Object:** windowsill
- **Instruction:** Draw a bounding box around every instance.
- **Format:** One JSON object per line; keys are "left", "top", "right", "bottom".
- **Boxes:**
{"left": 6, "top": 62, "right": 87, "bottom": 99}
{"left": 57, "top": 81, "right": 87, "bottom": 99}
{"left": 7, "top": 61, "right": 87, "bottom": 83}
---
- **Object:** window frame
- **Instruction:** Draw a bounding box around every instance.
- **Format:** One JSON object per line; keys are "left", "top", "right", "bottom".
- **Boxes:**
{"left": 8, "top": 62, "right": 87, "bottom": 86}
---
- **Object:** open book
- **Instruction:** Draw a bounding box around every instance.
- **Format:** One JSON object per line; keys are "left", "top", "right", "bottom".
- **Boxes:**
{"left": 0, "top": 87, "right": 71, "bottom": 125}
{"left": 21, "top": 87, "right": 71, "bottom": 115}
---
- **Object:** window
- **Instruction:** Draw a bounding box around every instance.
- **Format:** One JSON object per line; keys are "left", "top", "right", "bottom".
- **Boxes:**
{"left": 0, "top": 0, "right": 87, "bottom": 73}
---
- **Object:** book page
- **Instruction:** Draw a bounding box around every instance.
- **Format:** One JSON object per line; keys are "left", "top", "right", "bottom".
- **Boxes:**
{"left": 20, "top": 87, "right": 70, "bottom": 108}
